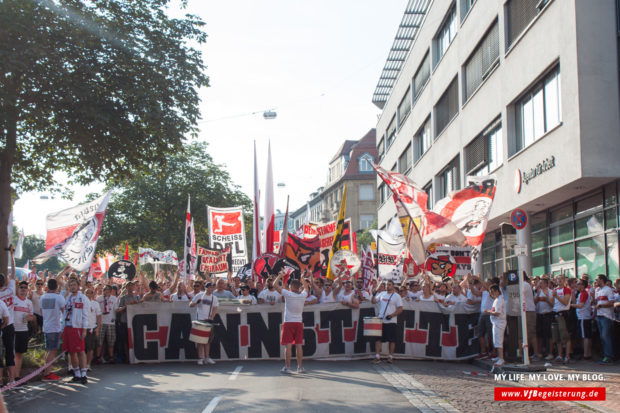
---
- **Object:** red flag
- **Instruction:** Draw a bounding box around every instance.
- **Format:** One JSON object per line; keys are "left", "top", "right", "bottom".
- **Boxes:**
{"left": 263, "top": 140, "right": 275, "bottom": 253}
{"left": 124, "top": 243, "right": 129, "bottom": 260}
{"left": 352, "top": 230, "right": 358, "bottom": 254}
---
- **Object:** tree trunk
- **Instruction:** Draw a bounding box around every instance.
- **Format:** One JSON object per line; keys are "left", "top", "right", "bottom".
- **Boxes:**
{"left": 0, "top": 95, "right": 17, "bottom": 276}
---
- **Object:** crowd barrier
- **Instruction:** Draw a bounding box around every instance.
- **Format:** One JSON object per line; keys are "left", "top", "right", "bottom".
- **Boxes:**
{"left": 127, "top": 301, "right": 481, "bottom": 364}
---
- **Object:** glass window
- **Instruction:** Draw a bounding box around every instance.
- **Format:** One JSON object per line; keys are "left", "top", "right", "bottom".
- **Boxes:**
{"left": 604, "top": 182, "right": 617, "bottom": 207}
{"left": 532, "top": 230, "right": 547, "bottom": 250}
{"left": 398, "top": 88, "right": 412, "bottom": 127}
{"left": 461, "top": 0, "right": 476, "bottom": 21}
{"left": 513, "top": 67, "right": 561, "bottom": 155}
{"left": 413, "top": 52, "right": 430, "bottom": 102}
{"left": 576, "top": 193, "right": 603, "bottom": 215}
{"left": 358, "top": 153, "right": 374, "bottom": 173}
{"left": 575, "top": 212, "right": 603, "bottom": 239}
{"left": 506, "top": 0, "right": 546, "bottom": 48}
{"left": 532, "top": 249, "right": 547, "bottom": 276}
{"left": 550, "top": 222, "right": 573, "bottom": 245}
{"left": 378, "top": 138, "right": 385, "bottom": 160}
{"left": 360, "top": 214, "right": 375, "bottom": 230}
{"left": 576, "top": 236, "right": 606, "bottom": 277}
{"left": 434, "top": 4, "right": 457, "bottom": 67}
{"left": 530, "top": 211, "right": 547, "bottom": 232}
{"left": 379, "top": 183, "right": 386, "bottom": 204}
{"left": 550, "top": 243, "right": 574, "bottom": 264}
{"left": 423, "top": 181, "right": 433, "bottom": 209}
{"left": 359, "top": 184, "right": 374, "bottom": 201}
{"left": 607, "top": 232, "right": 619, "bottom": 281}
{"left": 550, "top": 203, "right": 572, "bottom": 223}
{"left": 386, "top": 116, "right": 397, "bottom": 148}
{"left": 435, "top": 77, "right": 459, "bottom": 137}
{"left": 437, "top": 157, "right": 460, "bottom": 200}
{"left": 605, "top": 208, "right": 617, "bottom": 231}
{"left": 464, "top": 21, "right": 499, "bottom": 101}
{"left": 467, "top": 120, "right": 503, "bottom": 175}
{"left": 398, "top": 143, "right": 412, "bottom": 174}
{"left": 413, "top": 117, "right": 432, "bottom": 162}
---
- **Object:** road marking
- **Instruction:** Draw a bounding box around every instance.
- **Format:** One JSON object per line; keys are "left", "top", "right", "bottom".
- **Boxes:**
{"left": 375, "top": 364, "right": 460, "bottom": 413}
{"left": 229, "top": 365, "right": 243, "bottom": 380}
{"left": 202, "top": 396, "right": 221, "bottom": 413}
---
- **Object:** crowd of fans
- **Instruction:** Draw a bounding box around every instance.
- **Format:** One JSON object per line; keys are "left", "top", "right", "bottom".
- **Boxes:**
{"left": 0, "top": 245, "right": 618, "bottom": 388}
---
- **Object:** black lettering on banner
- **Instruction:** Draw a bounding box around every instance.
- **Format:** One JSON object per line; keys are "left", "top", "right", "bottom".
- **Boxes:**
{"left": 132, "top": 314, "right": 159, "bottom": 361}
{"left": 301, "top": 311, "right": 316, "bottom": 357}
{"left": 210, "top": 313, "right": 241, "bottom": 359}
{"left": 395, "top": 310, "right": 416, "bottom": 354}
{"left": 354, "top": 307, "right": 377, "bottom": 353}
{"left": 320, "top": 309, "right": 352, "bottom": 355}
{"left": 454, "top": 312, "right": 480, "bottom": 358}
{"left": 419, "top": 311, "right": 450, "bottom": 357}
{"left": 165, "top": 313, "right": 198, "bottom": 360}
{"left": 247, "top": 312, "right": 282, "bottom": 358}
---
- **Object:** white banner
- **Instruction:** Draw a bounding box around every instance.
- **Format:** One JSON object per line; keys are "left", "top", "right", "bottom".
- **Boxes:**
{"left": 138, "top": 248, "right": 179, "bottom": 266}
{"left": 207, "top": 206, "right": 247, "bottom": 273}
{"left": 127, "top": 301, "right": 480, "bottom": 363}
{"left": 33, "top": 191, "right": 111, "bottom": 271}
{"left": 377, "top": 237, "right": 406, "bottom": 283}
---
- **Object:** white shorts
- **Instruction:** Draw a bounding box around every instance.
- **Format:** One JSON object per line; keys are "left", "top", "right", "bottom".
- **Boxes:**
{"left": 492, "top": 323, "right": 505, "bottom": 349}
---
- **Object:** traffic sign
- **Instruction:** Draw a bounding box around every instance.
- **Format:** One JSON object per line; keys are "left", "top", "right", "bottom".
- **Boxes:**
{"left": 511, "top": 208, "right": 528, "bottom": 230}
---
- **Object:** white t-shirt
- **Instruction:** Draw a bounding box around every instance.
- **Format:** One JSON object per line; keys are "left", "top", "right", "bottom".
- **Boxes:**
{"left": 239, "top": 294, "right": 257, "bottom": 305}
{"left": 433, "top": 293, "right": 446, "bottom": 304}
{"left": 40, "top": 292, "right": 66, "bottom": 333}
{"left": 32, "top": 290, "right": 43, "bottom": 315}
{"left": 595, "top": 286, "right": 615, "bottom": 319}
{"left": 319, "top": 290, "right": 336, "bottom": 303}
{"left": 575, "top": 290, "right": 592, "bottom": 320}
{"left": 480, "top": 290, "right": 494, "bottom": 312}
{"left": 87, "top": 297, "right": 102, "bottom": 329}
{"left": 522, "top": 283, "right": 536, "bottom": 312}
{"left": 305, "top": 294, "right": 317, "bottom": 303}
{"left": 418, "top": 294, "right": 435, "bottom": 302}
{"left": 407, "top": 291, "right": 421, "bottom": 300}
{"left": 552, "top": 286, "right": 572, "bottom": 312}
{"left": 490, "top": 295, "right": 506, "bottom": 327}
{"left": 281, "top": 289, "right": 307, "bottom": 323}
{"left": 258, "top": 289, "right": 282, "bottom": 304}
{"left": 0, "top": 301, "right": 9, "bottom": 326}
{"left": 192, "top": 292, "right": 219, "bottom": 320}
{"left": 13, "top": 296, "right": 33, "bottom": 332}
{"left": 336, "top": 290, "right": 355, "bottom": 303}
{"left": 535, "top": 289, "right": 553, "bottom": 314}
{"left": 466, "top": 288, "right": 481, "bottom": 304}
{"left": 375, "top": 291, "right": 403, "bottom": 324}
{"left": 0, "top": 280, "right": 16, "bottom": 325}
{"left": 97, "top": 295, "right": 118, "bottom": 325}
{"left": 444, "top": 293, "right": 467, "bottom": 306}
{"left": 171, "top": 292, "right": 191, "bottom": 301}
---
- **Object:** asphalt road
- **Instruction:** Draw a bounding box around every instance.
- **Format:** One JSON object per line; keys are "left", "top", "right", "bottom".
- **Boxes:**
{"left": 15, "top": 360, "right": 429, "bottom": 413}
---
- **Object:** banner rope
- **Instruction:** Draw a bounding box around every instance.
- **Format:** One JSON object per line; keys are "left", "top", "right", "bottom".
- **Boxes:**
{"left": 0, "top": 351, "right": 66, "bottom": 393}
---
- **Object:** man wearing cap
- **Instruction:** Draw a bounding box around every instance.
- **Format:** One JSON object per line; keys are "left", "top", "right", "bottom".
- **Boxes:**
{"left": 190, "top": 282, "right": 218, "bottom": 365}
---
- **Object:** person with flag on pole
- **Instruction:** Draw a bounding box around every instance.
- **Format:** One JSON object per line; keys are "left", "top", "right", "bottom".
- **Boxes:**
{"left": 326, "top": 184, "right": 348, "bottom": 280}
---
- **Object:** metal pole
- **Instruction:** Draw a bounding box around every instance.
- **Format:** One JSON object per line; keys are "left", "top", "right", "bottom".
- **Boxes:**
{"left": 517, "top": 264, "right": 530, "bottom": 366}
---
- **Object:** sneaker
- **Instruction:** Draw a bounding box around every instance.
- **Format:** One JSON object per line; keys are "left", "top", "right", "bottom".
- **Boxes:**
{"left": 491, "top": 356, "right": 500, "bottom": 362}
{"left": 197, "top": 359, "right": 204, "bottom": 365}
{"left": 42, "top": 373, "right": 62, "bottom": 382}
{"left": 387, "top": 356, "right": 393, "bottom": 364}
{"left": 554, "top": 356, "right": 563, "bottom": 363}
{"left": 372, "top": 357, "right": 381, "bottom": 364}
{"left": 599, "top": 357, "right": 612, "bottom": 365}
{"left": 474, "top": 353, "right": 488, "bottom": 360}
{"left": 493, "top": 359, "right": 505, "bottom": 366}
{"left": 530, "top": 354, "right": 541, "bottom": 362}
{"left": 205, "top": 358, "right": 216, "bottom": 365}
{"left": 280, "top": 366, "right": 291, "bottom": 374}
{"left": 86, "top": 366, "right": 92, "bottom": 372}
{"left": 297, "top": 367, "right": 305, "bottom": 374}
{"left": 544, "top": 354, "right": 554, "bottom": 361}
{"left": 71, "top": 376, "right": 81, "bottom": 383}
{"left": 563, "top": 357, "right": 571, "bottom": 364}
{"left": 81, "top": 376, "right": 88, "bottom": 385}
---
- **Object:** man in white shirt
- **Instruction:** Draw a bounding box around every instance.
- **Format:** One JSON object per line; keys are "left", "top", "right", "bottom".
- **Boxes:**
{"left": 96, "top": 285, "right": 118, "bottom": 363}
{"left": 594, "top": 274, "right": 616, "bottom": 364}
{"left": 84, "top": 288, "right": 101, "bottom": 371}
{"left": 336, "top": 280, "right": 360, "bottom": 309}
{"left": 0, "top": 248, "right": 17, "bottom": 383}
{"left": 14, "top": 281, "right": 34, "bottom": 381}
{"left": 371, "top": 280, "right": 403, "bottom": 364}
{"left": 273, "top": 271, "right": 310, "bottom": 374}
{"left": 485, "top": 285, "right": 506, "bottom": 366}
{"left": 40, "top": 279, "right": 66, "bottom": 381}
{"left": 444, "top": 284, "right": 467, "bottom": 307}
{"left": 551, "top": 275, "right": 572, "bottom": 363}
{"left": 258, "top": 277, "right": 282, "bottom": 305}
{"left": 238, "top": 285, "right": 257, "bottom": 304}
{"left": 63, "top": 278, "right": 89, "bottom": 384}
{"left": 190, "top": 282, "right": 219, "bottom": 365}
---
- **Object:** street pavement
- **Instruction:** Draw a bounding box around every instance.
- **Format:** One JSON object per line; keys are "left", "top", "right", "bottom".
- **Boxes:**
{"left": 4, "top": 359, "right": 619, "bottom": 412}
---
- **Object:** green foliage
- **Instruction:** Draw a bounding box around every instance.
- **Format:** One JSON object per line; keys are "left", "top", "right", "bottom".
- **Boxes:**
{"left": 11, "top": 227, "right": 63, "bottom": 272}
{"left": 98, "top": 141, "right": 252, "bottom": 256}
{"left": 356, "top": 219, "right": 377, "bottom": 250}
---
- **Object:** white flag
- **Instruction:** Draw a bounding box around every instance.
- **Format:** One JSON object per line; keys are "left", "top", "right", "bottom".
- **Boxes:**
{"left": 33, "top": 191, "right": 111, "bottom": 271}
{"left": 15, "top": 230, "right": 24, "bottom": 259}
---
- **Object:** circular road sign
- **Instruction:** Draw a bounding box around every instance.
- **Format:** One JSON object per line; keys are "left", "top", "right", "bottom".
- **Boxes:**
{"left": 511, "top": 208, "right": 528, "bottom": 230}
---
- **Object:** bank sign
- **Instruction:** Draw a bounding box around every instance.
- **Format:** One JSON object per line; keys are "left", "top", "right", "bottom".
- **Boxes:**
{"left": 127, "top": 302, "right": 480, "bottom": 363}
{"left": 515, "top": 155, "right": 556, "bottom": 194}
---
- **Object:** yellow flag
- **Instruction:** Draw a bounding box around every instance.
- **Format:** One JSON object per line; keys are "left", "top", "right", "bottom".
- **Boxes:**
{"left": 326, "top": 184, "right": 347, "bottom": 280}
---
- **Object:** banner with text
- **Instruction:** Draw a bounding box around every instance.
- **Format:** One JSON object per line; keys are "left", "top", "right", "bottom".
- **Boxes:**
{"left": 197, "top": 245, "right": 231, "bottom": 274}
{"left": 127, "top": 301, "right": 479, "bottom": 363}
{"left": 207, "top": 206, "right": 248, "bottom": 273}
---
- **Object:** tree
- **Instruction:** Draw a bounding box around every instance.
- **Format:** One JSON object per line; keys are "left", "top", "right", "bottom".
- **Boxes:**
{"left": 10, "top": 228, "right": 63, "bottom": 272}
{"left": 0, "top": 0, "right": 209, "bottom": 273}
{"left": 356, "top": 220, "right": 377, "bottom": 251}
{"left": 98, "top": 141, "right": 252, "bottom": 258}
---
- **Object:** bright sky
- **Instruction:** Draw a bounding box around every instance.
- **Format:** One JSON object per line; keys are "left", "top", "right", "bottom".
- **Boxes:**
{"left": 13, "top": 0, "right": 407, "bottom": 237}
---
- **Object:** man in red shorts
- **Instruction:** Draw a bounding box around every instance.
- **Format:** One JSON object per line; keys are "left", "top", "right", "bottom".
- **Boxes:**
{"left": 273, "top": 271, "right": 311, "bottom": 374}
{"left": 63, "top": 278, "right": 89, "bottom": 384}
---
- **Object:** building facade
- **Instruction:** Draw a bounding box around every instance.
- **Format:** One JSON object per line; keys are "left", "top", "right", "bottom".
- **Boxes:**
{"left": 291, "top": 129, "right": 379, "bottom": 233}
{"left": 374, "top": 0, "right": 620, "bottom": 281}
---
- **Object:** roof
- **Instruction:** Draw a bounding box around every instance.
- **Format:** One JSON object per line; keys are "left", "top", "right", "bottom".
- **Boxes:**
{"left": 372, "top": 0, "right": 430, "bottom": 109}
{"left": 329, "top": 140, "right": 357, "bottom": 164}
